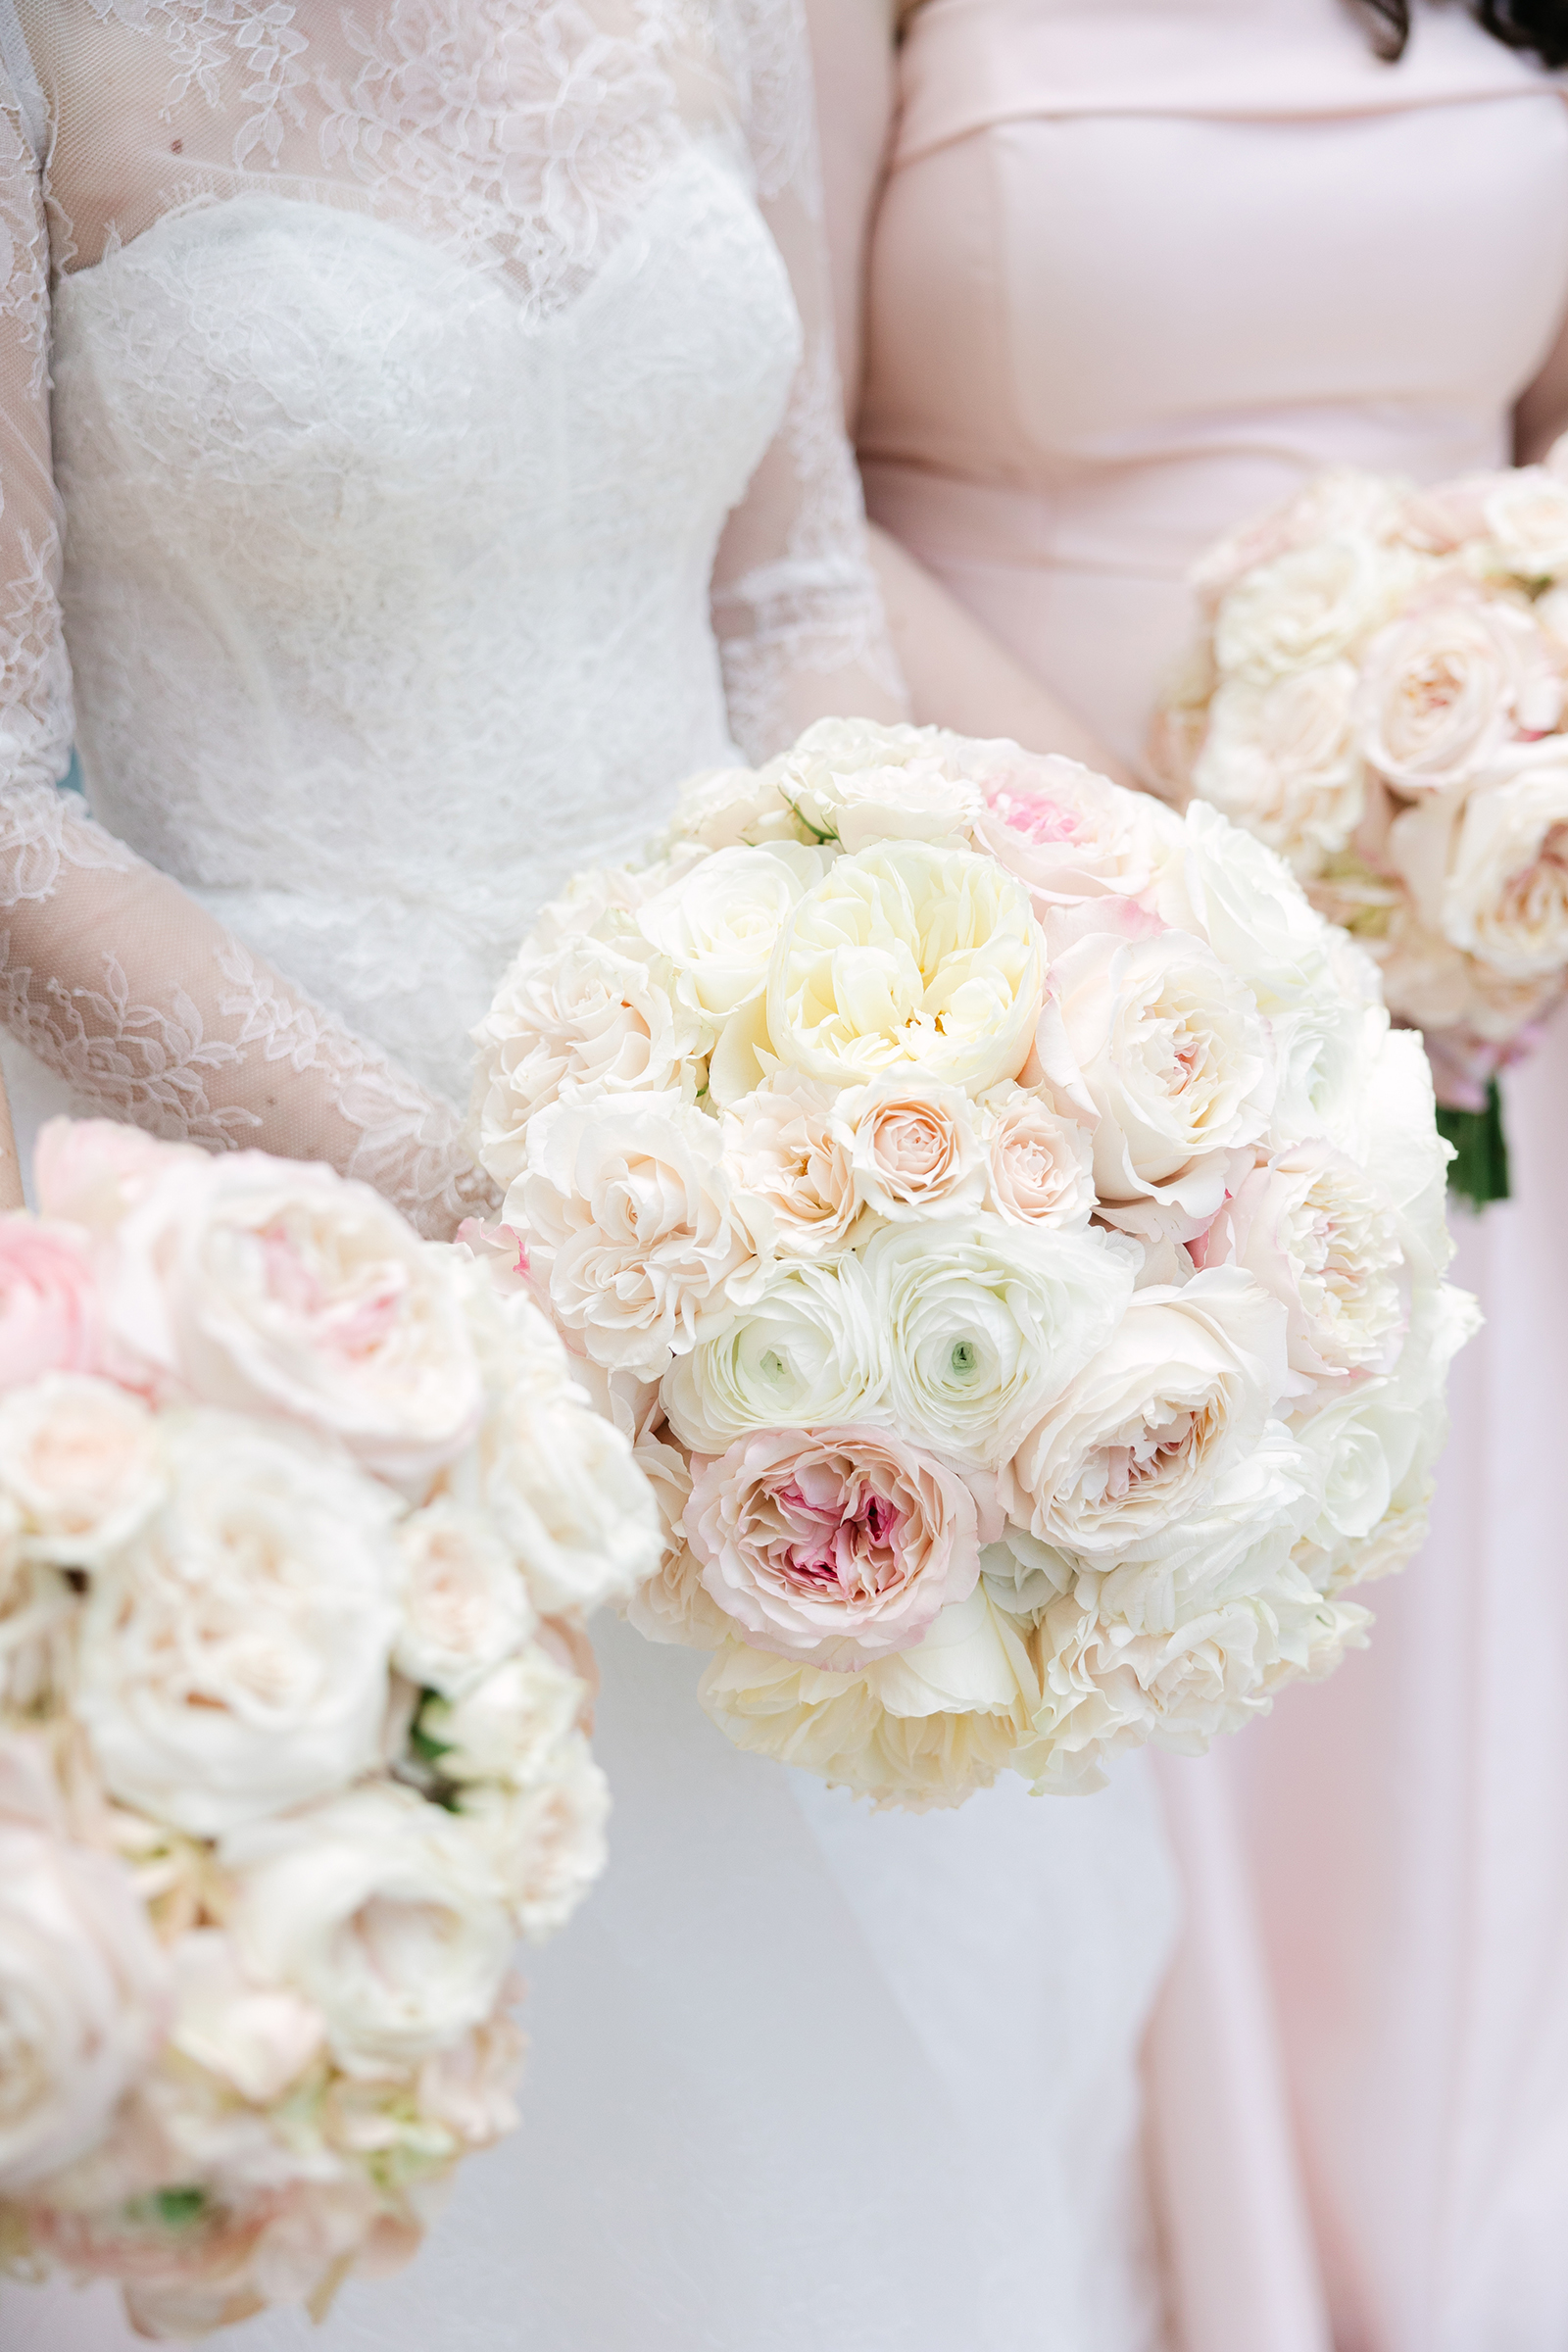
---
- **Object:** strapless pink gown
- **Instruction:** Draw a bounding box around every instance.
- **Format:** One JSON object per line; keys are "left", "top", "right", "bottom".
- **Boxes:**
{"left": 859, "top": 6, "right": 1568, "bottom": 2348}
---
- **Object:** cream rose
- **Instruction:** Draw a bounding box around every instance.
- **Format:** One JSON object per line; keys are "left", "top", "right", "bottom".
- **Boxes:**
{"left": 1442, "top": 759, "right": 1568, "bottom": 981}
{"left": 661, "top": 1254, "right": 885, "bottom": 1455}
{"left": 1196, "top": 1144, "right": 1403, "bottom": 1384}
{"left": 760, "top": 717, "right": 982, "bottom": 851}
{"left": 393, "top": 1499, "right": 534, "bottom": 1698}
{"left": 839, "top": 1075, "right": 987, "bottom": 1223}
{"left": 685, "top": 1425, "right": 980, "bottom": 1672}
{"left": 0, "top": 1822, "right": 169, "bottom": 2192}
{"left": 222, "top": 1785, "right": 513, "bottom": 2077}
{"left": 517, "top": 1092, "right": 759, "bottom": 1377}
{"left": 636, "top": 844, "right": 825, "bottom": 1026}
{"left": 864, "top": 1213, "right": 1135, "bottom": 1469}
{"left": 1194, "top": 664, "right": 1364, "bottom": 874}
{"left": 719, "top": 1075, "right": 858, "bottom": 1258}
{"left": 104, "top": 1152, "right": 484, "bottom": 1487}
{"left": 977, "top": 1082, "right": 1097, "bottom": 1231}
{"left": 465, "top": 1384, "right": 662, "bottom": 1614}
{"left": 0, "top": 1375, "right": 165, "bottom": 1569}
{"left": 459, "top": 1733, "right": 610, "bottom": 1941}
{"left": 419, "top": 1646, "right": 584, "bottom": 1789}
{"left": 1213, "top": 534, "right": 1410, "bottom": 681}
{"left": 467, "top": 934, "right": 704, "bottom": 1190}
{"left": 165, "top": 1930, "right": 323, "bottom": 2107}
{"left": 1352, "top": 595, "right": 1559, "bottom": 793}
{"left": 76, "top": 1412, "right": 401, "bottom": 1836}
{"left": 1049, "top": 926, "right": 1275, "bottom": 1226}
{"left": 1002, "top": 1268, "right": 1292, "bottom": 1565}
{"left": 765, "top": 841, "right": 1046, "bottom": 1094}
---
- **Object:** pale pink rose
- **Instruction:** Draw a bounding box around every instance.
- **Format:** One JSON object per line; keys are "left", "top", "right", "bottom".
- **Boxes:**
{"left": 1396, "top": 474, "right": 1502, "bottom": 555}
{"left": 0, "top": 1375, "right": 164, "bottom": 1569}
{"left": 720, "top": 1076, "right": 858, "bottom": 1258}
{"left": 1441, "top": 758, "right": 1568, "bottom": 982}
{"left": 416, "top": 2003, "right": 526, "bottom": 2151}
{"left": 1478, "top": 466, "right": 1568, "bottom": 581}
{"left": 460, "top": 1732, "right": 611, "bottom": 1941}
{"left": 31, "top": 1119, "right": 202, "bottom": 1237}
{"left": 968, "top": 752, "right": 1181, "bottom": 906}
{"left": 0, "top": 1822, "right": 170, "bottom": 2192}
{"left": 1353, "top": 593, "right": 1560, "bottom": 794}
{"left": 978, "top": 1082, "right": 1097, "bottom": 1231}
{"left": 0, "top": 1218, "right": 103, "bottom": 1392}
{"left": 684, "top": 1425, "right": 980, "bottom": 1674}
{"left": 840, "top": 1077, "right": 987, "bottom": 1223}
{"left": 1192, "top": 663, "right": 1364, "bottom": 876}
{"left": 1194, "top": 1144, "right": 1403, "bottom": 1384}
{"left": 165, "top": 1930, "right": 324, "bottom": 2106}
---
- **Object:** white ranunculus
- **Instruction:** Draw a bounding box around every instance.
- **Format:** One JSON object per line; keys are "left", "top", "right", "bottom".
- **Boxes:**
{"left": 1049, "top": 924, "right": 1275, "bottom": 1228}
{"left": 393, "top": 1499, "right": 534, "bottom": 1699}
{"left": 765, "top": 840, "right": 1047, "bottom": 1094}
{"left": 661, "top": 1254, "right": 885, "bottom": 1455}
{"left": 0, "top": 1824, "right": 169, "bottom": 2192}
{"left": 839, "top": 1075, "right": 987, "bottom": 1223}
{"left": 459, "top": 1732, "right": 610, "bottom": 1941}
{"left": 465, "top": 1383, "right": 662, "bottom": 1614}
{"left": 105, "top": 1152, "right": 484, "bottom": 1488}
{"left": 637, "top": 844, "right": 826, "bottom": 1028}
{"left": 1213, "top": 533, "right": 1412, "bottom": 682}
{"left": 222, "top": 1785, "right": 513, "bottom": 2078}
{"left": 75, "top": 1412, "right": 401, "bottom": 1837}
{"left": 1353, "top": 594, "right": 1560, "bottom": 793}
{"left": 420, "top": 1646, "right": 584, "bottom": 1789}
{"left": 0, "top": 1375, "right": 164, "bottom": 1569}
{"left": 1193, "top": 664, "right": 1364, "bottom": 875}
{"left": 467, "top": 934, "right": 704, "bottom": 1190}
{"left": 516, "top": 1091, "right": 760, "bottom": 1378}
{"left": 1440, "top": 759, "right": 1568, "bottom": 982}
{"left": 719, "top": 1075, "right": 859, "bottom": 1259}
{"left": 1198, "top": 1144, "right": 1403, "bottom": 1385}
{"left": 976, "top": 1081, "right": 1097, "bottom": 1231}
{"left": 865, "top": 1213, "right": 1136, "bottom": 1469}
{"left": 1002, "top": 1267, "right": 1292, "bottom": 1565}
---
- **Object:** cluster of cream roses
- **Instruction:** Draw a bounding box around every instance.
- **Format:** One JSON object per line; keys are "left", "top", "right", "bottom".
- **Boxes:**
{"left": 0, "top": 1120, "right": 658, "bottom": 2337}
{"left": 470, "top": 718, "right": 1475, "bottom": 1811}
{"left": 1153, "top": 445, "right": 1568, "bottom": 1107}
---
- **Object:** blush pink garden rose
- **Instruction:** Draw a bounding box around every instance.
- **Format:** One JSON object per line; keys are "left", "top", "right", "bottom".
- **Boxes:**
{"left": 977, "top": 1082, "right": 1097, "bottom": 1231}
{"left": 719, "top": 1075, "right": 859, "bottom": 1259}
{"left": 684, "top": 1426, "right": 981, "bottom": 1674}
{"left": 839, "top": 1076, "right": 987, "bottom": 1223}
{"left": 968, "top": 752, "right": 1182, "bottom": 907}
{"left": 0, "top": 1219, "right": 104, "bottom": 1393}
{"left": 1352, "top": 592, "right": 1563, "bottom": 794}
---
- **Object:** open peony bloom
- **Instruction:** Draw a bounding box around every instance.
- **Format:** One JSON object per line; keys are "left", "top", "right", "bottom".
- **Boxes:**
{"left": 685, "top": 1426, "right": 980, "bottom": 1674}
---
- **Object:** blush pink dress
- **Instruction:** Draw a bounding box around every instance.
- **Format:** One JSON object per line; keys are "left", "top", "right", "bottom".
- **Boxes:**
{"left": 857, "top": 5, "right": 1568, "bottom": 2348}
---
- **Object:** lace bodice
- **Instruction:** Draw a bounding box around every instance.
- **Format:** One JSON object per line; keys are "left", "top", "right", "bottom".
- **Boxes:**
{"left": 0, "top": 0, "right": 902, "bottom": 1230}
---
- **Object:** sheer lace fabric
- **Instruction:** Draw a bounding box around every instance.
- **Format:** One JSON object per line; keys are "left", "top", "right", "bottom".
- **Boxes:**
{"left": 0, "top": 0, "right": 901, "bottom": 1232}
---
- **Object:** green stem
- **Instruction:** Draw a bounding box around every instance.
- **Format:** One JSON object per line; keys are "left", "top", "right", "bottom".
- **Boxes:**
{"left": 1435, "top": 1079, "right": 1511, "bottom": 1209}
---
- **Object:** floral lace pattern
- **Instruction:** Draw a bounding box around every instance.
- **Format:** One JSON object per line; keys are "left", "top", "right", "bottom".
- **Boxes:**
{"left": 0, "top": 0, "right": 903, "bottom": 1232}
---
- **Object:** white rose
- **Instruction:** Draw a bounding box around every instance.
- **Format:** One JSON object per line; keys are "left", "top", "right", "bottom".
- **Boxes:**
{"left": 467, "top": 934, "right": 704, "bottom": 1191}
{"left": 761, "top": 717, "right": 981, "bottom": 851}
{"left": 1213, "top": 534, "right": 1412, "bottom": 682}
{"left": 1002, "top": 1267, "right": 1292, "bottom": 1564}
{"left": 1353, "top": 594, "right": 1560, "bottom": 793}
{"left": 463, "top": 1369, "right": 660, "bottom": 1615}
{"left": 76, "top": 1412, "right": 401, "bottom": 1837}
{"left": 0, "top": 1375, "right": 164, "bottom": 1569}
{"left": 661, "top": 1254, "right": 885, "bottom": 1455}
{"left": 977, "top": 1082, "right": 1097, "bottom": 1231}
{"left": 222, "top": 1785, "right": 513, "bottom": 2078}
{"left": 0, "top": 1824, "right": 169, "bottom": 2191}
{"left": 165, "top": 1930, "right": 323, "bottom": 2107}
{"left": 419, "top": 1645, "right": 584, "bottom": 1789}
{"left": 1198, "top": 1144, "right": 1403, "bottom": 1384}
{"left": 1193, "top": 664, "right": 1364, "bottom": 874}
{"left": 1478, "top": 466, "right": 1568, "bottom": 581}
{"left": 864, "top": 1213, "right": 1136, "bottom": 1469}
{"left": 839, "top": 1075, "right": 987, "bottom": 1223}
{"left": 1441, "top": 758, "right": 1568, "bottom": 981}
{"left": 516, "top": 1091, "right": 760, "bottom": 1378}
{"left": 1049, "top": 925, "right": 1275, "bottom": 1227}
{"left": 720, "top": 1076, "right": 859, "bottom": 1259}
{"left": 967, "top": 751, "right": 1185, "bottom": 907}
{"left": 459, "top": 1732, "right": 610, "bottom": 1941}
{"left": 393, "top": 1499, "right": 534, "bottom": 1698}
{"left": 636, "top": 844, "right": 826, "bottom": 1028}
{"left": 105, "top": 1153, "right": 484, "bottom": 1488}
{"left": 765, "top": 841, "right": 1046, "bottom": 1094}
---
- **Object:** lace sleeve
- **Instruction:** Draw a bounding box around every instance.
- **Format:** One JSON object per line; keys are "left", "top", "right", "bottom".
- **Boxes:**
{"left": 0, "top": 86, "right": 496, "bottom": 1239}
{"left": 709, "top": 0, "right": 910, "bottom": 762}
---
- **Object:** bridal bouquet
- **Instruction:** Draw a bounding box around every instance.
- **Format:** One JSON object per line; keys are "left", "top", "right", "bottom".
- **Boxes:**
{"left": 1152, "top": 449, "right": 1568, "bottom": 1201}
{"left": 469, "top": 720, "right": 1472, "bottom": 1812}
{"left": 0, "top": 1121, "right": 658, "bottom": 2337}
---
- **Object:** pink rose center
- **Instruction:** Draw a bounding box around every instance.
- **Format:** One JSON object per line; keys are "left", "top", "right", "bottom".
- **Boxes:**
{"left": 988, "top": 788, "right": 1088, "bottom": 846}
{"left": 259, "top": 1225, "right": 408, "bottom": 1362}
{"left": 770, "top": 1471, "right": 908, "bottom": 1601}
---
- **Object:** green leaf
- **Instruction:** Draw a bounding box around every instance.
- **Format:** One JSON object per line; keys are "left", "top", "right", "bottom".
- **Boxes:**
{"left": 1437, "top": 1079, "right": 1511, "bottom": 1209}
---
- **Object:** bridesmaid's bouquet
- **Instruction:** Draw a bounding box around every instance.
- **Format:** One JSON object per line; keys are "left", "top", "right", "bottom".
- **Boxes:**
{"left": 0, "top": 1122, "right": 658, "bottom": 2336}
{"left": 1152, "top": 449, "right": 1568, "bottom": 1201}
{"left": 469, "top": 720, "right": 1474, "bottom": 1810}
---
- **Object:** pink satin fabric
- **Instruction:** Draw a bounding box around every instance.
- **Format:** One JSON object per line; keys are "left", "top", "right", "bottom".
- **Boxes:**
{"left": 858, "top": 4, "right": 1568, "bottom": 2345}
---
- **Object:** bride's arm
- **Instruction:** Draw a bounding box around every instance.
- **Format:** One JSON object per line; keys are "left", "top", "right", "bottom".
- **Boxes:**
{"left": 802, "top": 0, "right": 1136, "bottom": 783}
{"left": 1514, "top": 295, "right": 1568, "bottom": 464}
{"left": 0, "top": 91, "right": 496, "bottom": 1239}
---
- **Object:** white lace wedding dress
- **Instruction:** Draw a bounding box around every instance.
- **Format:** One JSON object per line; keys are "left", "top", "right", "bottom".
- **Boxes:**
{"left": 0, "top": 8, "right": 1177, "bottom": 2347}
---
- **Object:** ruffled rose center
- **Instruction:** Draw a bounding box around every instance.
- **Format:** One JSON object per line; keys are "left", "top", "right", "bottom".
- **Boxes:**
{"left": 763, "top": 1468, "right": 909, "bottom": 1601}
{"left": 988, "top": 788, "right": 1086, "bottom": 847}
